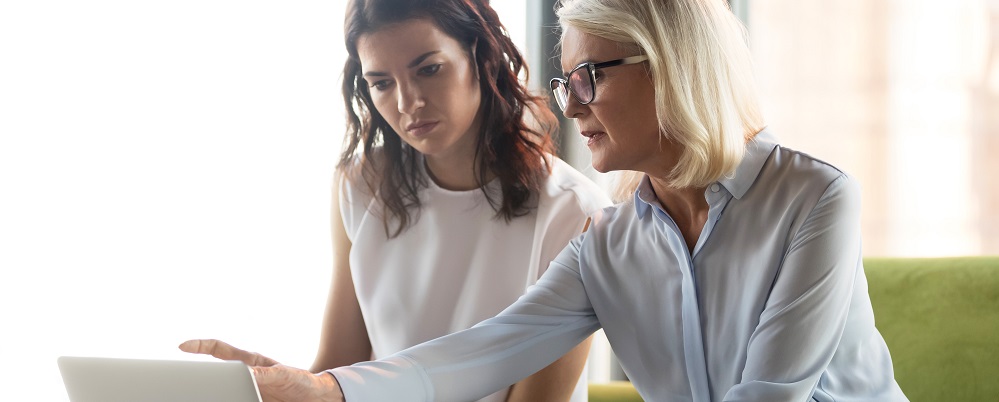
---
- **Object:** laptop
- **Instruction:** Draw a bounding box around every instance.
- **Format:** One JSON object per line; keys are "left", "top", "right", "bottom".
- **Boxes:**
{"left": 57, "top": 356, "right": 262, "bottom": 402}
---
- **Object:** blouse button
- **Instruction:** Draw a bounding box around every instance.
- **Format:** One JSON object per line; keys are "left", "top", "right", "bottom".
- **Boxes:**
{"left": 710, "top": 183, "right": 720, "bottom": 193}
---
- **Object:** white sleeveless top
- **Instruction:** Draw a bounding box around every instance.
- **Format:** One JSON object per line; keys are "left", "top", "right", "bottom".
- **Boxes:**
{"left": 339, "top": 156, "right": 610, "bottom": 402}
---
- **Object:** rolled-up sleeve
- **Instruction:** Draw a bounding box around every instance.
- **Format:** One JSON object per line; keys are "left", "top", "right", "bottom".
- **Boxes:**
{"left": 330, "top": 236, "right": 600, "bottom": 402}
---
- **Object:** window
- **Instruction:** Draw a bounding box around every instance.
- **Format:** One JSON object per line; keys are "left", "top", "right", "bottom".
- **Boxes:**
{"left": 745, "top": 0, "right": 999, "bottom": 256}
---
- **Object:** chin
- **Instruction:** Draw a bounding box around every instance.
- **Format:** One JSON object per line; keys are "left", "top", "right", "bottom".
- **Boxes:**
{"left": 589, "top": 157, "right": 616, "bottom": 174}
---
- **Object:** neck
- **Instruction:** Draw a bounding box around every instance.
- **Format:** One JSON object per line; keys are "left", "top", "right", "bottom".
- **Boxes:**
{"left": 648, "top": 175, "right": 709, "bottom": 252}
{"left": 424, "top": 153, "right": 490, "bottom": 191}
{"left": 648, "top": 177, "right": 708, "bottom": 218}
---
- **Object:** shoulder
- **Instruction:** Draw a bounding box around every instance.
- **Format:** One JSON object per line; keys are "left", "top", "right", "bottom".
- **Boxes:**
{"left": 337, "top": 149, "right": 394, "bottom": 213}
{"left": 761, "top": 145, "right": 858, "bottom": 195}
{"left": 769, "top": 145, "right": 845, "bottom": 179}
{"left": 752, "top": 144, "right": 861, "bottom": 217}
{"left": 585, "top": 199, "right": 638, "bottom": 237}
{"left": 338, "top": 148, "right": 393, "bottom": 198}
{"left": 539, "top": 156, "right": 613, "bottom": 215}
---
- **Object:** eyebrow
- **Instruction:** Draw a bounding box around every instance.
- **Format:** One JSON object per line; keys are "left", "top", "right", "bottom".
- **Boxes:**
{"left": 363, "top": 51, "right": 441, "bottom": 77}
{"left": 560, "top": 60, "right": 591, "bottom": 77}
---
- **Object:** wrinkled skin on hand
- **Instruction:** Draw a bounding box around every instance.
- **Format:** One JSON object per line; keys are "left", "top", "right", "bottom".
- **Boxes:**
{"left": 179, "top": 339, "right": 344, "bottom": 402}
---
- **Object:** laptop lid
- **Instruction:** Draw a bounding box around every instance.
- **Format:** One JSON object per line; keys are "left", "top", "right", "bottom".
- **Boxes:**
{"left": 57, "top": 356, "right": 262, "bottom": 402}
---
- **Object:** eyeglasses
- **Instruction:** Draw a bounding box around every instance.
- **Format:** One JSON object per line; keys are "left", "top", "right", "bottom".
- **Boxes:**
{"left": 549, "top": 55, "right": 649, "bottom": 111}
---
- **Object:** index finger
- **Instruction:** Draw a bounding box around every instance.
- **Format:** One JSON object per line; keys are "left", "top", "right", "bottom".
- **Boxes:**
{"left": 178, "top": 339, "right": 278, "bottom": 366}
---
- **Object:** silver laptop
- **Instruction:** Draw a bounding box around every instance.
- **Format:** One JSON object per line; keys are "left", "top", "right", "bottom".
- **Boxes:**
{"left": 57, "top": 356, "right": 262, "bottom": 402}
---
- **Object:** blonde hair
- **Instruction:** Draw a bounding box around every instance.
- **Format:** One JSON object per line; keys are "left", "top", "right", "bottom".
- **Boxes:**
{"left": 556, "top": 0, "right": 764, "bottom": 192}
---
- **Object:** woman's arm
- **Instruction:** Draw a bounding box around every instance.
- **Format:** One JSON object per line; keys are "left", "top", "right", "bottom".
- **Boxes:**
{"left": 504, "top": 336, "right": 592, "bottom": 402}
{"left": 329, "top": 236, "right": 601, "bottom": 402}
{"left": 310, "top": 172, "right": 372, "bottom": 373}
{"left": 505, "top": 217, "right": 596, "bottom": 402}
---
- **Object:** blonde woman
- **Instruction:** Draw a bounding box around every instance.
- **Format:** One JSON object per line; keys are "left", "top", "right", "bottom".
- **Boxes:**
{"left": 183, "top": 1, "right": 907, "bottom": 401}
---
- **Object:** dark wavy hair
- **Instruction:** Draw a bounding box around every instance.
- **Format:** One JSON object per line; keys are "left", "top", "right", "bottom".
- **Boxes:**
{"left": 339, "top": 0, "right": 559, "bottom": 238}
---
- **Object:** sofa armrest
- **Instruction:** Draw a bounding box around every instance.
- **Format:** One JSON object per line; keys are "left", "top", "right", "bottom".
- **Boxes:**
{"left": 588, "top": 381, "right": 643, "bottom": 402}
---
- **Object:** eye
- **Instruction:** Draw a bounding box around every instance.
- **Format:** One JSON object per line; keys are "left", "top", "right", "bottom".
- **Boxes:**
{"left": 417, "top": 63, "right": 442, "bottom": 76}
{"left": 369, "top": 79, "right": 392, "bottom": 91}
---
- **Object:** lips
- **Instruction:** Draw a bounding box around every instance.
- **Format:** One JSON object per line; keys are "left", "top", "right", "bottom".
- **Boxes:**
{"left": 580, "top": 130, "right": 607, "bottom": 146}
{"left": 406, "top": 121, "right": 439, "bottom": 137}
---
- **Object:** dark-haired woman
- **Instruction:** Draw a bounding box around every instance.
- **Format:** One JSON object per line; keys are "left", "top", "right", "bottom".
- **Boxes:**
{"left": 303, "top": 1, "right": 609, "bottom": 401}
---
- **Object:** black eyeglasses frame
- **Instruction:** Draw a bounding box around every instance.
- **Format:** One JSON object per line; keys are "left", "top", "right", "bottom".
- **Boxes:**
{"left": 549, "top": 54, "right": 649, "bottom": 110}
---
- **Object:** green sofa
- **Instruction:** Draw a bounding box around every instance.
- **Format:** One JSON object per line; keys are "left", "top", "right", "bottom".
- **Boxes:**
{"left": 588, "top": 257, "right": 999, "bottom": 402}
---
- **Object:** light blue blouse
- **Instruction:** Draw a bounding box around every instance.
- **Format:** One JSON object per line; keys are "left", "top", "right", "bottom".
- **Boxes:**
{"left": 329, "top": 130, "right": 908, "bottom": 402}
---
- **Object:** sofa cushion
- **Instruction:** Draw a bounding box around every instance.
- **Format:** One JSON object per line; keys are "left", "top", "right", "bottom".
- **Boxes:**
{"left": 865, "top": 257, "right": 999, "bottom": 401}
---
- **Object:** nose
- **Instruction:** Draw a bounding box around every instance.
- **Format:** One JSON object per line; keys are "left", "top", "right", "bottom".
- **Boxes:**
{"left": 561, "top": 92, "right": 586, "bottom": 119}
{"left": 397, "top": 81, "right": 425, "bottom": 115}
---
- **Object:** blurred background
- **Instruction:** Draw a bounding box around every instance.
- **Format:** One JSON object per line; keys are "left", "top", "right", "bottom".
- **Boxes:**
{"left": 745, "top": 0, "right": 999, "bottom": 257}
{"left": 1, "top": 0, "right": 996, "bottom": 400}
